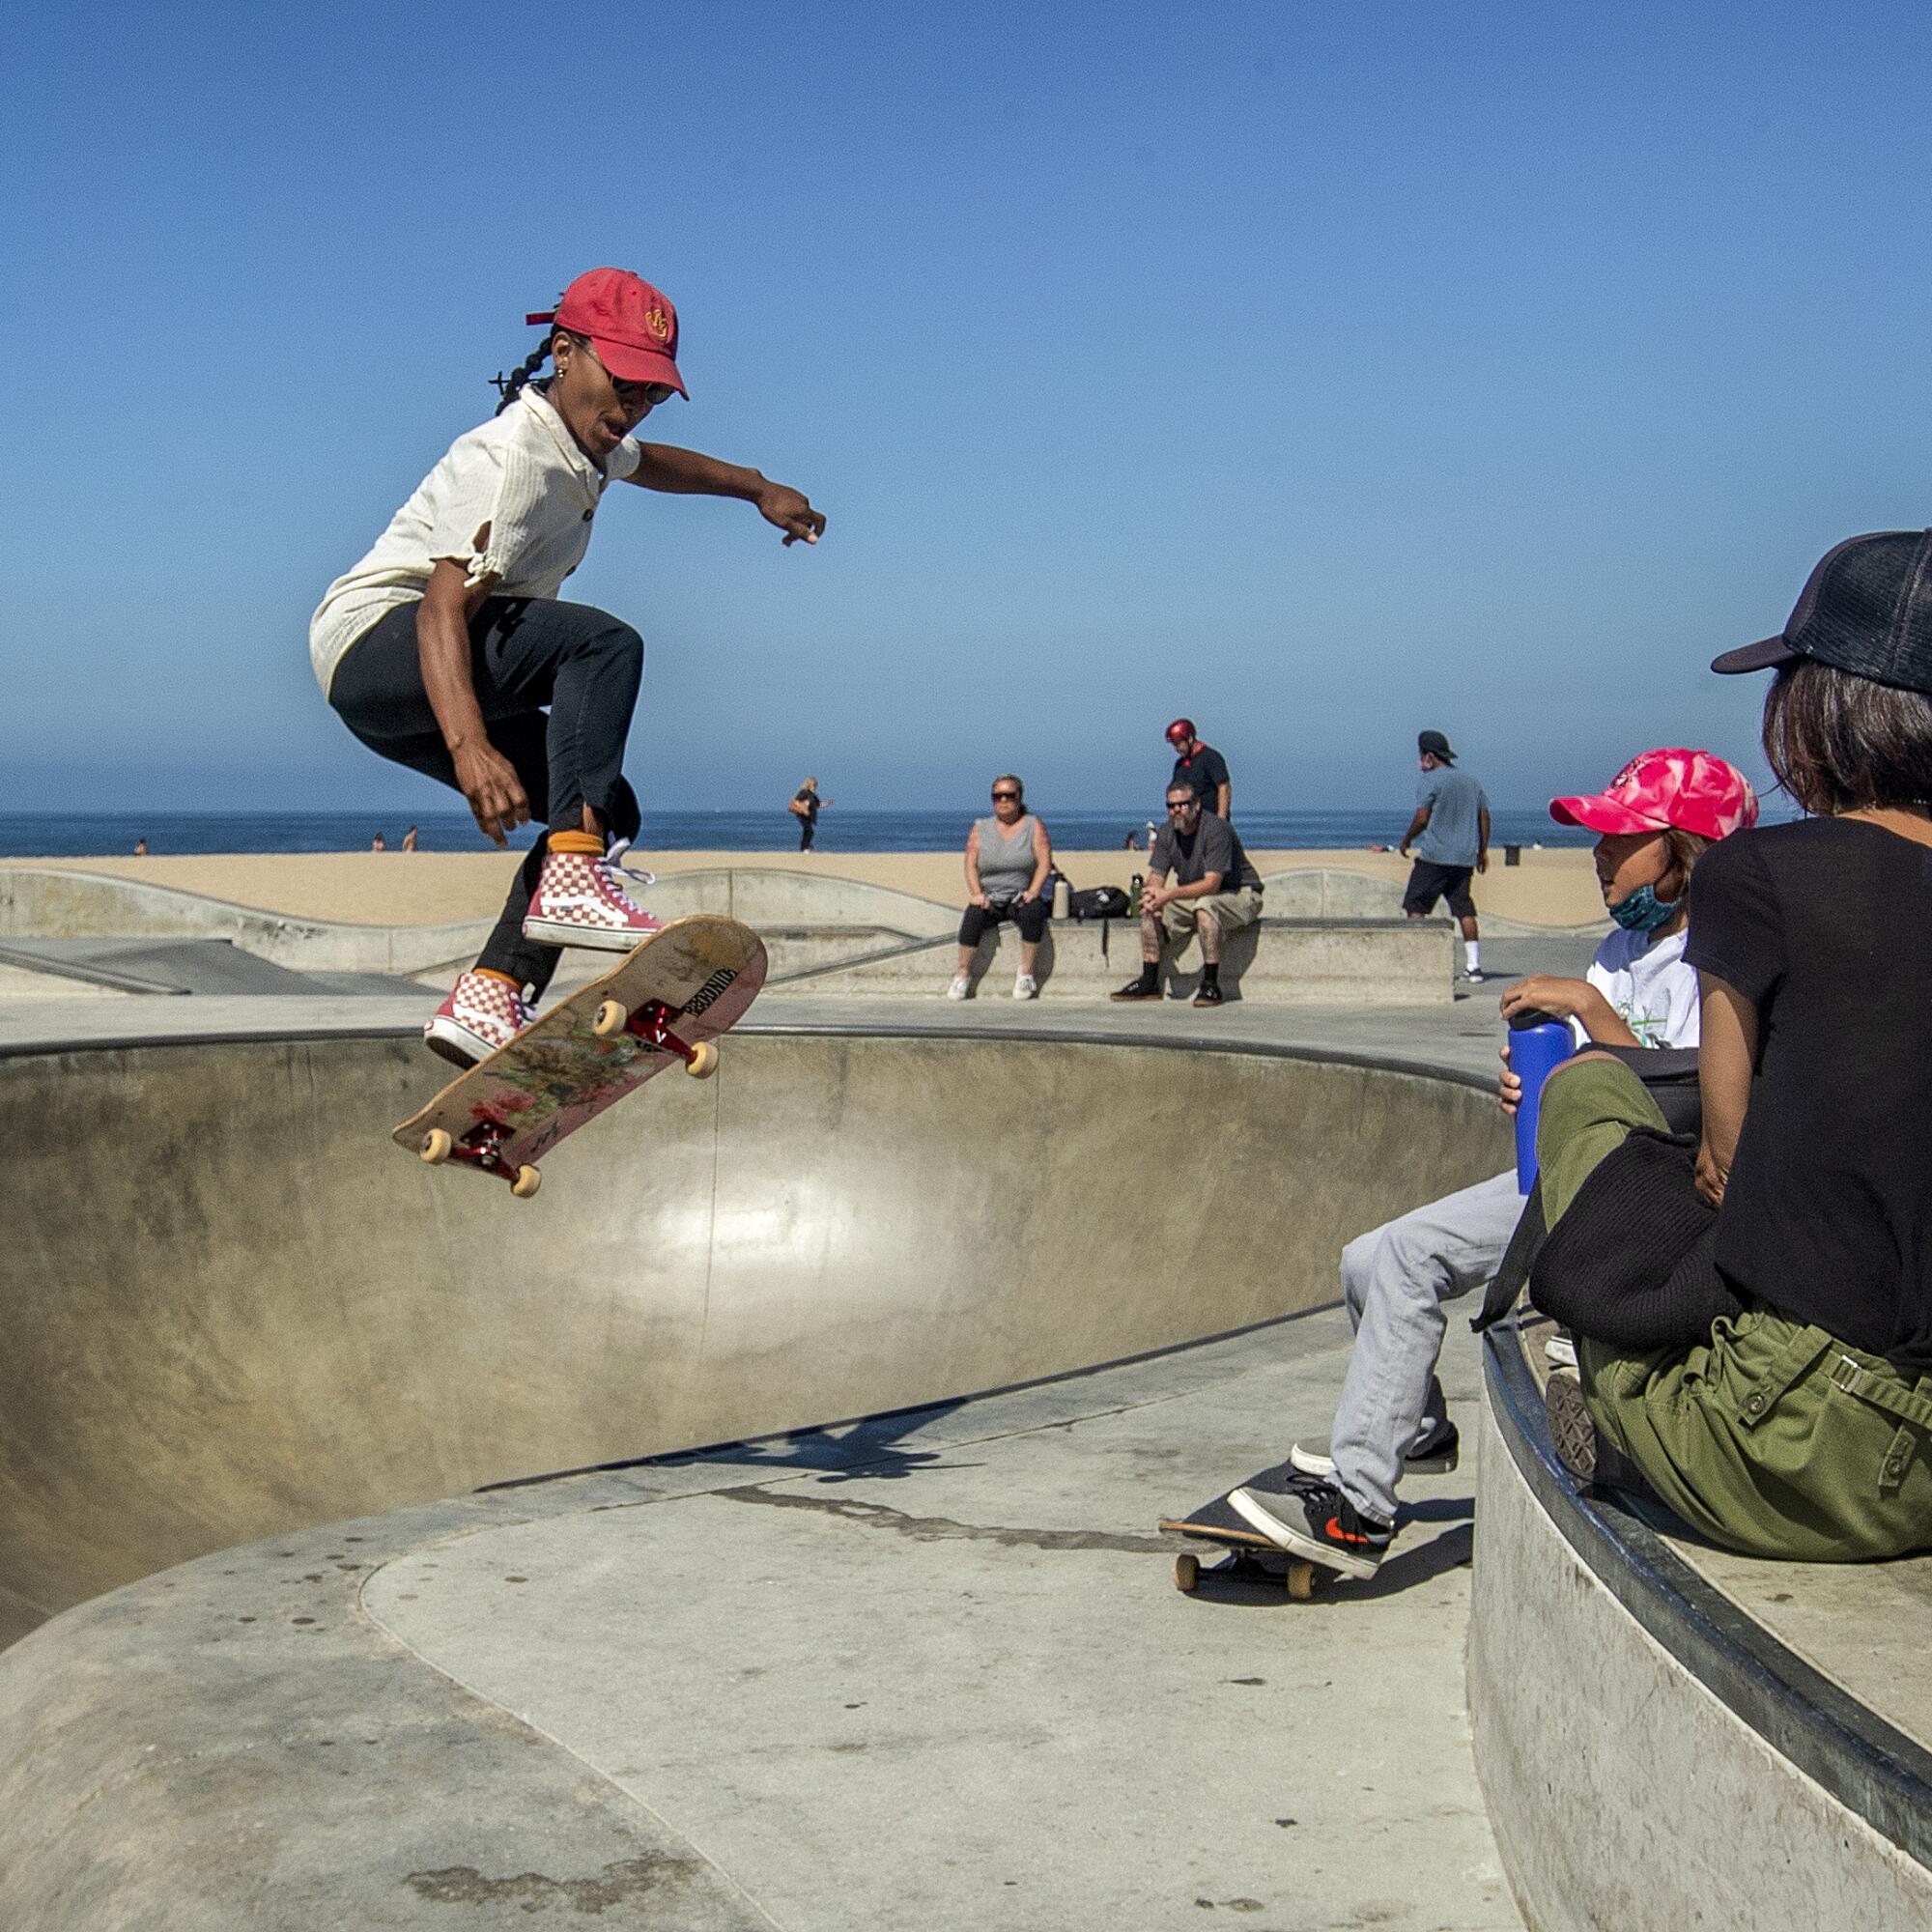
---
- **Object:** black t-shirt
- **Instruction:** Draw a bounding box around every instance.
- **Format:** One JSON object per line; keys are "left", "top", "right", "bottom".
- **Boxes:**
{"left": 1170, "top": 743, "right": 1230, "bottom": 809}
{"left": 793, "top": 787, "right": 820, "bottom": 825}
{"left": 1151, "top": 810, "right": 1263, "bottom": 894}
{"left": 1685, "top": 818, "right": 1932, "bottom": 1374}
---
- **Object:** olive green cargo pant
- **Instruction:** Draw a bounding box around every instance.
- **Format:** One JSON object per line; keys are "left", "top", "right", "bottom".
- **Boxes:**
{"left": 1535, "top": 1058, "right": 1932, "bottom": 1561}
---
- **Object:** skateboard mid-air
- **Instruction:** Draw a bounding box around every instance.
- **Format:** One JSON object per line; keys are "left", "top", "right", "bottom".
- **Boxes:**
{"left": 1159, "top": 1466, "right": 1344, "bottom": 1602}
{"left": 393, "top": 915, "right": 766, "bottom": 1199}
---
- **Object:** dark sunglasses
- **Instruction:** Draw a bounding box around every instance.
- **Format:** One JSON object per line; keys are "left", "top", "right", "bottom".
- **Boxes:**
{"left": 1167, "top": 799, "right": 1200, "bottom": 812}
{"left": 582, "top": 342, "right": 677, "bottom": 409}
{"left": 991, "top": 789, "right": 1022, "bottom": 802}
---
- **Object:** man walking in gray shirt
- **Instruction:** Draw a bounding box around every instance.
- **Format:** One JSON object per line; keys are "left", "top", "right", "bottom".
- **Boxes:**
{"left": 1398, "top": 729, "right": 1490, "bottom": 980}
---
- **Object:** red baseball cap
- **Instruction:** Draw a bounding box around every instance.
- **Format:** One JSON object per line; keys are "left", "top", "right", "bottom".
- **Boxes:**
{"left": 528, "top": 268, "right": 687, "bottom": 396}
{"left": 1165, "top": 718, "right": 1196, "bottom": 745}
{"left": 1549, "top": 748, "right": 1759, "bottom": 842}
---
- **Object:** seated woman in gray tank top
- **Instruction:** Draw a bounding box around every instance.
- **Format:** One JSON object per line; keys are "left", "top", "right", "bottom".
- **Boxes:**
{"left": 948, "top": 775, "right": 1054, "bottom": 1000}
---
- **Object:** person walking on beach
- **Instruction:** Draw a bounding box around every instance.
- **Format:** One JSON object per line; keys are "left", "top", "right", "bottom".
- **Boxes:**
{"left": 1399, "top": 729, "right": 1490, "bottom": 980}
{"left": 309, "top": 268, "right": 824, "bottom": 1065}
{"left": 789, "top": 778, "right": 831, "bottom": 853}
{"left": 947, "top": 774, "right": 1053, "bottom": 1001}
{"left": 1165, "top": 719, "right": 1232, "bottom": 819}
{"left": 402, "top": 825, "right": 419, "bottom": 853}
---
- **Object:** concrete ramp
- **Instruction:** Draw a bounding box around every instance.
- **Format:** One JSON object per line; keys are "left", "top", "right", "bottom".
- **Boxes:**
{"left": 0, "top": 1026, "right": 1505, "bottom": 1646}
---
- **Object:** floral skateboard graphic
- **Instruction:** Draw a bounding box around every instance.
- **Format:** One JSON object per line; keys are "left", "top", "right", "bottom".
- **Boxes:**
{"left": 393, "top": 915, "right": 766, "bottom": 1199}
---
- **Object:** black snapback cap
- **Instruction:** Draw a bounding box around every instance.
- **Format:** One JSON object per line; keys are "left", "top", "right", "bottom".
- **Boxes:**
{"left": 1713, "top": 528, "right": 1932, "bottom": 695}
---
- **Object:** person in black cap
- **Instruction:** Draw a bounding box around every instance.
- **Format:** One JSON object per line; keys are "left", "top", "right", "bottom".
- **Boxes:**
{"left": 1536, "top": 529, "right": 1932, "bottom": 1561}
{"left": 1399, "top": 730, "right": 1491, "bottom": 980}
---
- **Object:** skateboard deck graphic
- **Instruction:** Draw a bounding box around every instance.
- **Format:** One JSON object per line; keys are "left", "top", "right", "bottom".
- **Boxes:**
{"left": 1159, "top": 1464, "right": 1341, "bottom": 1602}
{"left": 393, "top": 915, "right": 766, "bottom": 1197}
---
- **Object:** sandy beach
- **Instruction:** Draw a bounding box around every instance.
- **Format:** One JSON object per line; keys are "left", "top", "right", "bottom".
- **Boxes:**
{"left": 0, "top": 844, "right": 1609, "bottom": 928}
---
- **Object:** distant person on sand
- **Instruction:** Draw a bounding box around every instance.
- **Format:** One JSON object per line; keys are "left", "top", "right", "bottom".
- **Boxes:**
{"left": 371, "top": 831, "right": 387, "bottom": 851}
{"left": 402, "top": 825, "right": 419, "bottom": 852}
{"left": 307, "top": 268, "right": 824, "bottom": 1066}
{"left": 1399, "top": 729, "right": 1491, "bottom": 981}
{"left": 133, "top": 837, "right": 148, "bottom": 856}
{"left": 1165, "top": 718, "right": 1232, "bottom": 819}
{"left": 947, "top": 775, "right": 1053, "bottom": 1001}
{"left": 789, "top": 778, "right": 831, "bottom": 853}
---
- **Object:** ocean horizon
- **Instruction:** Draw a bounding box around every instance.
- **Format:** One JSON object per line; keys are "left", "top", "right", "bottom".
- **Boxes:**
{"left": 0, "top": 807, "right": 1612, "bottom": 860}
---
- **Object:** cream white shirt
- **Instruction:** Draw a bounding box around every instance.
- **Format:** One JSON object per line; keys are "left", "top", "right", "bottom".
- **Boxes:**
{"left": 308, "top": 385, "right": 642, "bottom": 696}
{"left": 1577, "top": 923, "right": 1700, "bottom": 1050}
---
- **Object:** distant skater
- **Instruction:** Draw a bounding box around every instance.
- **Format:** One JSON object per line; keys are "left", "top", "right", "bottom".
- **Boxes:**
{"left": 1399, "top": 729, "right": 1490, "bottom": 980}
{"left": 402, "top": 825, "right": 418, "bottom": 853}
{"left": 790, "top": 778, "right": 831, "bottom": 853}
{"left": 309, "top": 268, "right": 824, "bottom": 1065}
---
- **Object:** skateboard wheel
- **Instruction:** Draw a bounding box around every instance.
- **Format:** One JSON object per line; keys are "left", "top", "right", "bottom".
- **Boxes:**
{"left": 684, "top": 1039, "right": 719, "bottom": 1080}
{"left": 1287, "top": 1561, "right": 1319, "bottom": 1602}
{"left": 511, "top": 1164, "right": 542, "bottom": 1200}
{"left": 419, "top": 1128, "right": 453, "bottom": 1165}
{"left": 1173, "top": 1552, "right": 1200, "bottom": 1594}
{"left": 592, "top": 1000, "right": 628, "bottom": 1038}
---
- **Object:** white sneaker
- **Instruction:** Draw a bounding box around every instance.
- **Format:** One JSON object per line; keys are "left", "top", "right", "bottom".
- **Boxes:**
{"left": 946, "top": 974, "right": 971, "bottom": 1001}
{"left": 424, "top": 969, "right": 533, "bottom": 1068}
{"left": 1012, "top": 973, "right": 1038, "bottom": 1001}
{"left": 522, "top": 845, "right": 664, "bottom": 952}
{"left": 1546, "top": 1332, "right": 1578, "bottom": 1370}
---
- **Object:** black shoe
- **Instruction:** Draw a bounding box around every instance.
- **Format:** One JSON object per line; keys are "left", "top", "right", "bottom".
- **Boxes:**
{"left": 1192, "top": 980, "right": 1224, "bottom": 1007}
{"left": 1544, "top": 1368, "right": 1597, "bottom": 1481}
{"left": 1290, "top": 1415, "right": 1459, "bottom": 1482}
{"left": 1229, "top": 1472, "right": 1393, "bottom": 1579}
{"left": 1111, "top": 976, "right": 1161, "bottom": 1002}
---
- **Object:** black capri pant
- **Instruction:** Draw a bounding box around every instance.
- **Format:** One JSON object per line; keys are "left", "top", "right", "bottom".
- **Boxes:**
{"left": 958, "top": 896, "right": 1048, "bottom": 947}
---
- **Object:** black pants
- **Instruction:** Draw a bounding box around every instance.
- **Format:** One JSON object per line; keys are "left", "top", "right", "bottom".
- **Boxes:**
{"left": 330, "top": 597, "right": 643, "bottom": 995}
{"left": 958, "top": 896, "right": 1047, "bottom": 946}
{"left": 799, "top": 815, "right": 816, "bottom": 851}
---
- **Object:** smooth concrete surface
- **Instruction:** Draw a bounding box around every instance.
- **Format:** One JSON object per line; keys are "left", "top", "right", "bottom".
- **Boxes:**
{"left": 0, "top": 1310, "right": 1518, "bottom": 1931}
{"left": 1470, "top": 1334, "right": 1932, "bottom": 1928}
{"left": 774, "top": 916, "right": 1456, "bottom": 1005}
{"left": 0, "top": 1025, "right": 1509, "bottom": 1646}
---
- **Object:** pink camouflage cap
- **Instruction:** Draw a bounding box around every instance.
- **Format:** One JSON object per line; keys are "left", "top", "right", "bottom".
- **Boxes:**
{"left": 1549, "top": 748, "right": 1759, "bottom": 842}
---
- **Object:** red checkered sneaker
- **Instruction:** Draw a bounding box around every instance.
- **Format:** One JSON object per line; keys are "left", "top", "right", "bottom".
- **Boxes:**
{"left": 522, "top": 849, "right": 665, "bottom": 952}
{"left": 424, "top": 970, "right": 533, "bottom": 1067}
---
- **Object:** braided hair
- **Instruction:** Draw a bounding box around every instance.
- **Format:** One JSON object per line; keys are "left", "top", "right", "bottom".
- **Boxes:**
{"left": 491, "top": 327, "right": 589, "bottom": 414}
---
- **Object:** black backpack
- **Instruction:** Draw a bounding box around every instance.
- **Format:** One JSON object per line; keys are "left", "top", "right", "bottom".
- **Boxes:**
{"left": 1068, "top": 885, "right": 1132, "bottom": 921}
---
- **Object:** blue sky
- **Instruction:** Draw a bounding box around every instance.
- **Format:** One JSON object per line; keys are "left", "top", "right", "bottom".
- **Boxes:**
{"left": 4, "top": 2, "right": 1928, "bottom": 819}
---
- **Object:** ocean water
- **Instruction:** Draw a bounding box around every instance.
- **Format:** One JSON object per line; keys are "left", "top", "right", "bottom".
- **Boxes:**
{"left": 0, "top": 808, "right": 1597, "bottom": 859}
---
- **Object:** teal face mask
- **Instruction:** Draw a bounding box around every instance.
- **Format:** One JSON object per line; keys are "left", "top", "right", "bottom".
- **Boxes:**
{"left": 1608, "top": 882, "right": 1680, "bottom": 933}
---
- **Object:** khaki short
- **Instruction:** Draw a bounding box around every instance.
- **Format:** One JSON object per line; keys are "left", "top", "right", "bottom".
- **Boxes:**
{"left": 1153, "top": 888, "right": 1263, "bottom": 942}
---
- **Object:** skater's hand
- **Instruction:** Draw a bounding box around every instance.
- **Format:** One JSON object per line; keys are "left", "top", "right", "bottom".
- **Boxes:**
{"left": 1496, "top": 1045, "right": 1522, "bottom": 1118}
{"left": 756, "top": 483, "right": 825, "bottom": 547}
{"left": 1694, "top": 1138, "right": 1729, "bottom": 1209}
{"left": 453, "top": 742, "right": 530, "bottom": 847}
{"left": 1497, "top": 974, "right": 1596, "bottom": 1024}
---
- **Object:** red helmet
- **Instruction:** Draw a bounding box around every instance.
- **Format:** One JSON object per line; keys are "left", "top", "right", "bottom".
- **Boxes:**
{"left": 1164, "top": 718, "right": 1195, "bottom": 746}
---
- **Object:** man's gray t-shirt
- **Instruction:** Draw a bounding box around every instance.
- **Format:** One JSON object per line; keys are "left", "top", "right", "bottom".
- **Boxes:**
{"left": 1151, "top": 811, "right": 1263, "bottom": 893}
{"left": 1414, "top": 767, "right": 1488, "bottom": 867}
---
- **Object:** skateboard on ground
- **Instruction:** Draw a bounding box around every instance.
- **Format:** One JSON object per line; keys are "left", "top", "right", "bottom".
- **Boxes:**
{"left": 1158, "top": 1466, "right": 1342, "bottom": 1602}
{"left": 392, "top": 915, "right": 766, "bottom": 1199}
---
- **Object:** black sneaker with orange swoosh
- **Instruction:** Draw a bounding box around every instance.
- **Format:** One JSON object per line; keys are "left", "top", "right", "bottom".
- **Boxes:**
{"left": 1228, "top": 1472, "right": 1393, "bottom": 1580}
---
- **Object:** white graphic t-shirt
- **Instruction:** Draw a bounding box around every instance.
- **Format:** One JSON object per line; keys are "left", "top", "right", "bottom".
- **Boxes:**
{"left": 1577, "top": 924, "right": 1699, "bottom": 1050}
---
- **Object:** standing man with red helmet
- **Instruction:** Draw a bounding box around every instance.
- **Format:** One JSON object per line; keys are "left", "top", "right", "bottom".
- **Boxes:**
{"left": 1165, "top": 719, "right": 1231, "bottom": 820}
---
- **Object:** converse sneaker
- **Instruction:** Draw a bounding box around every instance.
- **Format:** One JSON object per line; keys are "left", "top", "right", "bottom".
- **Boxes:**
{"left": 1544, "top": 1368, "right": 1598, "bottom": 1482}
{"left": 1012, "top": 972, "right": 1038, "bottom": 1000}
{"left": 522, "top": 834, "right": 664, "bottom": 952}
{"left": 946, "top": 974, "right": 971, "bottom": 1001}
{"left": 1545, "top": 1330, "right": 1578, "bottom": 1371}
{"left": 1290, "top": 1415, "right": 1460, "bottom": 1482}
{"left": 425, "top": 969, "right": 533, "bottom": 1068}
{"left": 1229, "top": 1471, "right": 1394, "bottom": 1580}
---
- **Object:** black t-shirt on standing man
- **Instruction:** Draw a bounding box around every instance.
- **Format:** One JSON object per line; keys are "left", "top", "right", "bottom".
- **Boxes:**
{"left": 1685, "top": 817, "right": 1932, "bottom": 1375}
{"left": 1171, "top": 743, "right": 1230, "bottom": 810}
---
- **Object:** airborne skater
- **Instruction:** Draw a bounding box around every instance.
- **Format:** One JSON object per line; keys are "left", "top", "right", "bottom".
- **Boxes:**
{"left": 309, "top": 268, "right": 824, "bottom": 1065}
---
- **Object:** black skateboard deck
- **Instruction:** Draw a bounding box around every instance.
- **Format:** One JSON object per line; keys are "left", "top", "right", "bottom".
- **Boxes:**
{"left": 1158, "top": 1464, "right": 1340, "bottom": 1602}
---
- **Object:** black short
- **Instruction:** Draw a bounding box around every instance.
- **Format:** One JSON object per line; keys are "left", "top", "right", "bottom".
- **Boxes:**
{"left": 1402, "top": 860, "right": 1476, "bottom": 919}
{"left": 958, "top": 897, "right": 1047, "bottom": 946}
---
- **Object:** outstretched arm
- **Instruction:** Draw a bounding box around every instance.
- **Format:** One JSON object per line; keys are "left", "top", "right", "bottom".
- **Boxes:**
{"left": 624, "top": 443, "right": 825, "bottom": 545}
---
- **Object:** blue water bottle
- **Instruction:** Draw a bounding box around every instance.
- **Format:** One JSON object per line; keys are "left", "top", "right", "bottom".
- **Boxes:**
{"left": 1508, "top": 1010, "right": 1575, "bottom": 1194}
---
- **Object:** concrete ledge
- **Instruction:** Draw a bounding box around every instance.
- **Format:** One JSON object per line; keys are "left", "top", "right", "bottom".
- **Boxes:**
{"left": 773, "top": 916, "right": 1456, "bottom": 1005}
{"left": 1470, "top": 1333, "right": 1932, "bottom": 1930}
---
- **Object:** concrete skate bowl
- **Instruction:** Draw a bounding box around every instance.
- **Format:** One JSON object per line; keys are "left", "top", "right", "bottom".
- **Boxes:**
{"left": 0, "top": 1024, "right": 1508, "bottom": 1649}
